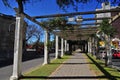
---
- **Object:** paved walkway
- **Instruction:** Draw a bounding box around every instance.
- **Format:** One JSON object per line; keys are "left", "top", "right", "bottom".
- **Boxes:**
{"left": 49, "top": 52, "right": 98, "bottom": 80}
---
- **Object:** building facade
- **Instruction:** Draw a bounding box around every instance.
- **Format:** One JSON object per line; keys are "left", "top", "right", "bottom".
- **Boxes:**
{"left": 0, "top": 13, "right": 15, "bottom": 59}
{"left": 0, "top": 13, "right": 26, "bottom": 59}
{"left": 111, "top": 11, "right": 120, "bottom": 38}
{"left": 96, "top": 2, "right": 111, "bottom": 25}
{"left": 95, "top": 2, "right": 120, "bottom": 38}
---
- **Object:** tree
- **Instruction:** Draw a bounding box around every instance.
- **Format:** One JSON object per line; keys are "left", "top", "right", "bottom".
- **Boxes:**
{"left": 40, "top": 17, "right": 75, "bottom": 32}
{"left": 99, "top": 19, "right": 116, "bottom": 37}
{"left": 26, "top": 24, "right": 43, "bottom": 44}
{"left": 2, "top": 0, "right": 28, "bottom": 13}
{"left": 99, "top": 19, "right": 117, "bottom": 66}
{"left": 26, "top": 24, "right": 37, "bottom": 42}
{"left": 41, "top": 17, "right": 69, "bottom": 30}
{"left": 56, "top": 0, "right": 120, "bottom": 8}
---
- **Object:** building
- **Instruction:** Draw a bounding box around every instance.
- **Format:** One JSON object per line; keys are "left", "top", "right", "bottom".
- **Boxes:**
{"left": 95, "top": 2, "right": 120, "bottom": 38}
{"left": 0, "top": 13, "right": 15, "bottom": 59}
{"left": 96, "top": 2, "right": 111, "bottom": 25}
{"left": 0, "top": 13, "right": 26, "bottom": 59}
{"left": 111, "top": 9, "right": 120, "bottom": 38}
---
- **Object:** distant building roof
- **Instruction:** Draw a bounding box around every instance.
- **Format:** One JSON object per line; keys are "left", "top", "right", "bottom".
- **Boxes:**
{"left": 0, "top": 13, "right": 15, "bottom": 20}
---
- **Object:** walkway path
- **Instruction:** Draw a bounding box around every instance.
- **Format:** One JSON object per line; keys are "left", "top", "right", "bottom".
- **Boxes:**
{"left": 49, "top": 53, "right": 98, "bottom": 80}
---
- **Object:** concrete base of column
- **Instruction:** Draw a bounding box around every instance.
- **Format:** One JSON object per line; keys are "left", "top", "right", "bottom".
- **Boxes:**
{"left": 10, "top": 76, "right": 19, "bottom": 80}
{"left": 43, "top": 60, "right": 50, "bottom": 65}
{"left": 43, "top": 62, "right": 48, "bottom": 65}
{"left": 10, "top": 74, "right": 23, "bottom": 80}
{"left": 55, "top": 56, "right": 61, "bottom": 59}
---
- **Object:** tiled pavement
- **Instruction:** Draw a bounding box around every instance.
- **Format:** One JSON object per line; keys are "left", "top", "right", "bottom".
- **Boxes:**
{"left": 49, "top": 53, "right": 98, "bottom": 80}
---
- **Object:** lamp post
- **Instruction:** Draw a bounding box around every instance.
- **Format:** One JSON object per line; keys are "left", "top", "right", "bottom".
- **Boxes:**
{"left": 68, "top": 16, "right": 83, "bottom": 30}
{"left": 76, "top": 16, "right": 83, "bottom": 23}
{"left": 68, "top": 16, "right": 83, "bottom": 23}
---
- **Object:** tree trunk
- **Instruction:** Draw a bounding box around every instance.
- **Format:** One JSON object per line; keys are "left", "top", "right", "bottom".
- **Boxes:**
{"left": 105, "top": 35, "right": 112, "bottom": 66}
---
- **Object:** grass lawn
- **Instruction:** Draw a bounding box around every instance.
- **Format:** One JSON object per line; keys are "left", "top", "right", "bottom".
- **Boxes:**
{"left": 85, "top": 54, "right": 104, "bottom": 78}
{"left": 20, "top": 55, "right": 70, "bottom": 80}
{"left": 86, "top": 53, "right": 120, "bottom": 80}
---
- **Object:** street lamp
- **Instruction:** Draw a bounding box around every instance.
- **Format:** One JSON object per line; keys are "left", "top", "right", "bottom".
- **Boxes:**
{"left": 68, "top": 15, "right": 83, "bottom": 23}
{"left": 68, "top": 16, "right": 75, "bottom": 22}
{"left": 68, "top": 16, "right": 83, "bottom": 29}
{"left": 76, "top": 16, "right": 83, "bottom": 23}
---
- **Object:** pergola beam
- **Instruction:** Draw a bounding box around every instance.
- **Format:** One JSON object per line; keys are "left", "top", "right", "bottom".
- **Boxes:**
{"left": 56, "top": 31, "right": 97, "bottom": 36}
{"left": 22, "top": 12, "right": 55, "bottom": 33}
{"left": 80, "top": 23, "right": 100, "bottom": 25}
{"left": 67, "top": 22, "right": 101, "bottom": 26}
{"left": 33, "top": 8, "right": 120, "bottom": 19}
{"left": 82, "top": 17, "right": 111, "bottom": 21}
{"left": 55, "top": 27, "right": 98, "bottom": 40}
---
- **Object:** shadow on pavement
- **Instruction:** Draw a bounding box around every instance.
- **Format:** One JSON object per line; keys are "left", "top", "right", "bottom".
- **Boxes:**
{"left": 20, "top": 75, "right": 107, "bottom": 80}
{"left": 86, "top": 53, "right": 119, "bottom": 80}
{"left": 20, "top": 53, "right": 108, "bottom": 80}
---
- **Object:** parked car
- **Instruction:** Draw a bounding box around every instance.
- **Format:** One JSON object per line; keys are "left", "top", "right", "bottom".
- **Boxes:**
{"left": 112, "top": 50, "right": 120, "bottom": 59}
{"left": 99, "top": 50, "right": 106, "bottom": 59}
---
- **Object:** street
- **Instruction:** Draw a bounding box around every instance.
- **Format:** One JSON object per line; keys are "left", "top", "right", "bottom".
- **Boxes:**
{"left": 0, "top": 53, "right": 55, "bottom": 80}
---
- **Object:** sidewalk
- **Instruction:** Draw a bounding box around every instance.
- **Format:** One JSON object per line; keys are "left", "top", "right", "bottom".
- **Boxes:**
{"left": 49, "top": 53, "right": 98, "bottom": 80}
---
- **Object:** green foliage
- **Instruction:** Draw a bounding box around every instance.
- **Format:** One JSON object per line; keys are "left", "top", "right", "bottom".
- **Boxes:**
{"left": 88, "top": 54, "right": 120, "bottom": 80}
{"left": 56, "top": 0, "right": 91, "bottom": 11}
{"left": 87, "top": 54, "right": 104, "bottom": 77}
{"left": 90, "top": 33, "right": 96, "bottom": 37}
{"left": 99, "top": 19, "right": 117, "bottom": 37}
{"left": 40, "top": 17, "right": 74, "bottom": 31}
{"left": 48, "top": 17, "right": 67, "bottom": 30}
{"left": 56, "top": 0, "right": 120, "bottom": 11}
{"left": 2, "top": 0, "right": 120, "bottom": 12}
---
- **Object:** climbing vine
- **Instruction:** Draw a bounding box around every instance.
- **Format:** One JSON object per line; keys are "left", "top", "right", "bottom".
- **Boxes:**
{"left": 40, "top": 17, "right": 75, "bottom": 37}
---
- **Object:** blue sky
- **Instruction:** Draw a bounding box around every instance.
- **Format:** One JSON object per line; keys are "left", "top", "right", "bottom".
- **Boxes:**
{"left": 0, "top": 0, "right": 103, "bottom": 42}
{"left": 0, "top": 0, "right": 101, "bottom": 16}
{"left": 0, "top": 0, "right": 103, "bottom": 27}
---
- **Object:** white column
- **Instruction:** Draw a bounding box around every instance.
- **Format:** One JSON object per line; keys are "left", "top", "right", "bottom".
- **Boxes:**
{"left": 61, "top": 38, "right": 64, "bottom": 57}
{"left": 88, "top": 42, "right": 89, "bottom": 53}
{"left": 65, "top": 40, "right": 67, "bottom": 52}
{"left": 82, "top": 45, "right": 83, "bottom": 52}
{"left": 90, "top": 38, "right": 92, "bottom": 53}
{"left": 43, "top": 30, "right": 49, "bottom": 65}
{"left": 88, "top": 41, "right": 90, "bottom": 53}
{"left": 67, "top": 43, "right": 69, "bottom": 51}
{"left": 55, "top": 35, "right": 59, "bottom": 59}
{"left": 10, "top": 16, "right": 23, "bottom": 80}
{"left": 85, "top": 43, "right": 87, "bottom": 52}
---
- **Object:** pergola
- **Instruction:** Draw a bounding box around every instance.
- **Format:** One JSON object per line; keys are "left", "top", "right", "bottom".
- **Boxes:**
{"left": 55, "top": 27, "right": 98, "bottom": 41}
{"left": 21, "top": 8, "right": 120, "bottom": 41}
{"left": 10, "top": 7, "right": 120, "bottom": 80}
